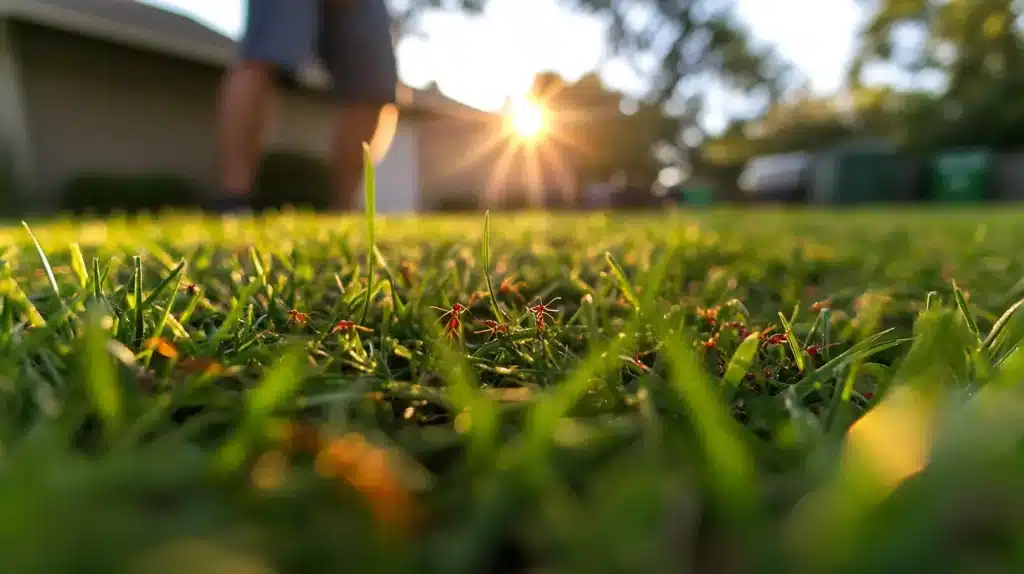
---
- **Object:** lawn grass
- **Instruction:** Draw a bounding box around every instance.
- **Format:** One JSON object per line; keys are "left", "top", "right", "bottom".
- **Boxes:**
{"left": 1, "top": 203, "right": 1024, "bottom": 573}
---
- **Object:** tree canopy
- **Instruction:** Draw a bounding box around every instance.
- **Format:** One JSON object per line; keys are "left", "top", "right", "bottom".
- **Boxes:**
{"left": 396, "top": 0, "right": 794, "bottom": 133}
{"left": 397, "top": 0, "right": 1024, "bottom": 194}
{"left": 849, "top": 0, "right": 1024, "bottom": 150}
{"left": 525, "top": 71, "right": 679, "bottom": 190}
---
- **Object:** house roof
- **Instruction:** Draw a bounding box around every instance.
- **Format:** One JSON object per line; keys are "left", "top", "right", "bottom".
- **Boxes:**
{"left": 0, "top": 0, "right": 481, "bottom": 117}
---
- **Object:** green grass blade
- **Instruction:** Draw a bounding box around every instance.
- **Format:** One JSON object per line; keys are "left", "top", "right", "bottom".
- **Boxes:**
{"left": 245, "top": 344, "right": 308, "bottom": 419}
{"left": 523, "top": 326, "right": 635, "bottom": 455}
{"left": 788, "top": 329, "right": 910, "bottom": 400}
{"left": 91, "top": 257, "right": 104, "bottom": 303}
{"left": 144, "top": 269, "right": 186, "bottom": 368}
{"left": 21, "top": 221, "right": 64, "bottom": 308}
{"left": 723, "top": 331, "right": 761, "bottom": 399}
{"left": 638, "top": 242, "right": 676, "bottom": 312}
{"left": 248, "top": 246, "right": 266, "bottom": 280}
{"left": 983, "top": 297, "right": 1024, "bottom": 350}
{"left": 825, "top": 360, "right": 859, "bottom": 434}
{"left": 82, "top": 304, "right": 122, "bottom": 436}
{"left": 822, "top": 308, "right": 832, "bottom": 361}
{"left": 247, "top": 246, "right": 274, "bottom": 314}
{"left": 69, "top": 243, "right": 88, "bottom": 289}
{"left": 952, "top": 279, "right": 981, "bottom": 344}
{"left": 141, "top": 260, "right": 186, "bottom": 310}
{"left": 423, "top": 315, "right": 498, "bottom": 468}
{"left": 373, "top": 245, "right": 406, "bottom": 315}
{"left": 778, "top": 310, "right": 806, "bottom": 372}
{"left": 655, "top": 320, "right": 760, "bottom": 517}
{"left": 163, "top": 312, "right": 190, "bottom": 340}
{"left": 133, "top": 256, "right": 144, "bottom": 345}
{"left": 481, "top": 210, "right": 505, "bottom": 322}
{"left": 604, "top": 251, "right": 639, "bottom": 311}
{"left": 359, "top": 141, "right": 376, "bottom": 325}
{"left": 210, "top": 277, "right": 263, "bottom": 345}
{"left": 217, "top": 344, "right": 308, "bottom": 472}
{"left": 0, "top": 276, "right": 45, "bottom": 327}
{"left": 991, "top": 342, "right": 1024, "bottom": 387}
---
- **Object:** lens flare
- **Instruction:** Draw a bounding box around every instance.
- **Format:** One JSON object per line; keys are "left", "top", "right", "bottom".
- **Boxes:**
{"left": 508, "top": 99, "right": 546, "bottom": 139}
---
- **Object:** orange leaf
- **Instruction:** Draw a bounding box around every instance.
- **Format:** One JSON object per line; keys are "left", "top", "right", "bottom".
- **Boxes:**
{"left": 179, "top": 357, "right": 223, "bottom": 375}
{"left": 144, "top": 337, "right": 179, "bottom": 359}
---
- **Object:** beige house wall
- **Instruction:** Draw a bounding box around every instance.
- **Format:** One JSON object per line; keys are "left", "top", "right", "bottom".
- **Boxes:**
{"left": 0, "top": 19, "right": 33, "bottom": 187}
{"left": 15, "top": 23, "right": 221, "bottom": 201}
{"left": 9, "top": 22, "right": 430, "bottom": 212}
{"left": 0, "top": 0, "right": 576, "bottom": 213}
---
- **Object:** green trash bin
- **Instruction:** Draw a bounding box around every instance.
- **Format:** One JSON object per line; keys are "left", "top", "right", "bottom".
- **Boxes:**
{"left": 932, "top": 150, "right": 992, "bottom": 202}
{"left": 683, "top": 185, "right": 714, "bottom": 206}
{"left": 665, "top": 184, "right": 713, "bottom": 206}
{"left": 811, "top": 146, "right": 901, "bottom": 205}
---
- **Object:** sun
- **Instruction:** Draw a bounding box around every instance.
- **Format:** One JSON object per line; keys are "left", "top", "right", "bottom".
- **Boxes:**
{"left": 507, "top": 98, "right": 546, "bottom": 139}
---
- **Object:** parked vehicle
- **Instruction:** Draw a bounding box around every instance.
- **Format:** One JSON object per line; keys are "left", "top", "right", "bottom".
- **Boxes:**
{"left": 737, "top": 152, "right": 812, "bottom": 202}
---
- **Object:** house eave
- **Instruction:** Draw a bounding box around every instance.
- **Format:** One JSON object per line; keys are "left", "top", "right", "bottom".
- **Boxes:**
{"left": 0, "top": 0, "right": 486, "bottom": 118}
{"left": 2, "top": 0, "right": 235, "bottom": 72}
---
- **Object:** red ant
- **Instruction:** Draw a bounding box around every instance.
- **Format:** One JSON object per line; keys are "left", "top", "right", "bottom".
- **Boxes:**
{"left": 330, "top": 320, "right": 373, "bottom": 335}
{"left": 696, "top": 306, "right": 719, "bottom": 327}
{"left": 806, "top": 343, "right": 840, "bottom": 357}
{"left": 760, "top": 327, "right": 787, "bottom": 346}
{"left": 432, "top": 302, "right": 468, "bottom": 338}
{"left": 722, "top": 322, "right": 750, "bottom": 339}
{"left": 499, "top": 276, "right": 527, "bottom": 302}
{"left": 623, "top": 352, "right": 651, "bottom": 372}
{"left": 810, "top": 298, "right": 833, "bottom": 312}
{"left": 467, "top": 290, "right": 490, "bottom": 306}
{"left": 474, "top": 319, "right": 510, "bottom": 339}
{"left": 286, "top": 309, "right": 310, "bottom": 326}
{"left": 528, "top": 298, "right": 560, "bottom": 331}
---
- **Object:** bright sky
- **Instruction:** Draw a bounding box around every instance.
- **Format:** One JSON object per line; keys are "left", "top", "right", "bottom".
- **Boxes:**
{"left": 142, "top": 0, "right": 864, "bottom": 129}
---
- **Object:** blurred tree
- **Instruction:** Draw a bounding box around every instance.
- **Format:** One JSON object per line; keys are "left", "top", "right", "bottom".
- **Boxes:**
{"left": 394, "top": 1, "right": 800, "bottom": 189}
{"left": 389, "top": 0, "right": 487, "bottom": 35}
{"left": 850, "top": 0, "right": 1024, "bottom": 150}
{"left": 558, "top": 0, "right": 795, "bottom": 105}
{"left": 528, "top": 71, "right": 681, "bottom": 199}
{"left": 393, "top": 0, "right": 792, "bottom": 110}
{"left": 700, "top": 89, "right": 865, "bottom": 167}
{"left": 558, "top": 0, "right": 802, "bottom": 186}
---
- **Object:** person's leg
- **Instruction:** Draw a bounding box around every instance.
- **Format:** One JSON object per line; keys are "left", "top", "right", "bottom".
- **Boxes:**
{"left": 319, "top": 0, "right": 399, "bottom": 211}
{"left": 212, "top": 0, "right": 319, "bottom": 212}
{"left": 328, "top": 104, "right": 385, "bottom": 210}
{"left": 215, "top": 62, "right": 274, "bottom": 210}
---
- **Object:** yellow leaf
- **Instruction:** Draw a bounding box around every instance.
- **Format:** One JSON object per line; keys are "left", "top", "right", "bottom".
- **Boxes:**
{"left": 844, "top": 385, "right": 937, "bottom": 498}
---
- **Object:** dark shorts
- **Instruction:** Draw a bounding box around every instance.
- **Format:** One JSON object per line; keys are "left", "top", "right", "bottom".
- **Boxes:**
{"left": 239, "top": 0, "right": 397, "bottom": 104}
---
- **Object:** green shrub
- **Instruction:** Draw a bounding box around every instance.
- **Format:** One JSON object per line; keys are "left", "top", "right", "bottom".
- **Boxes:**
{"left": 496, "top": 191, "right": 534, "bottom": 211}
{"left": 61, "top": 172, "right": 203, "bottom": 215}
{"left": 252, "top": 151, "right": 333, "bottom": 211}
{"left": 433, "top": 191, "right": 480, "bottom": 212}
{"left": 0, "top": 152, "right": 19, "bottom": 218}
